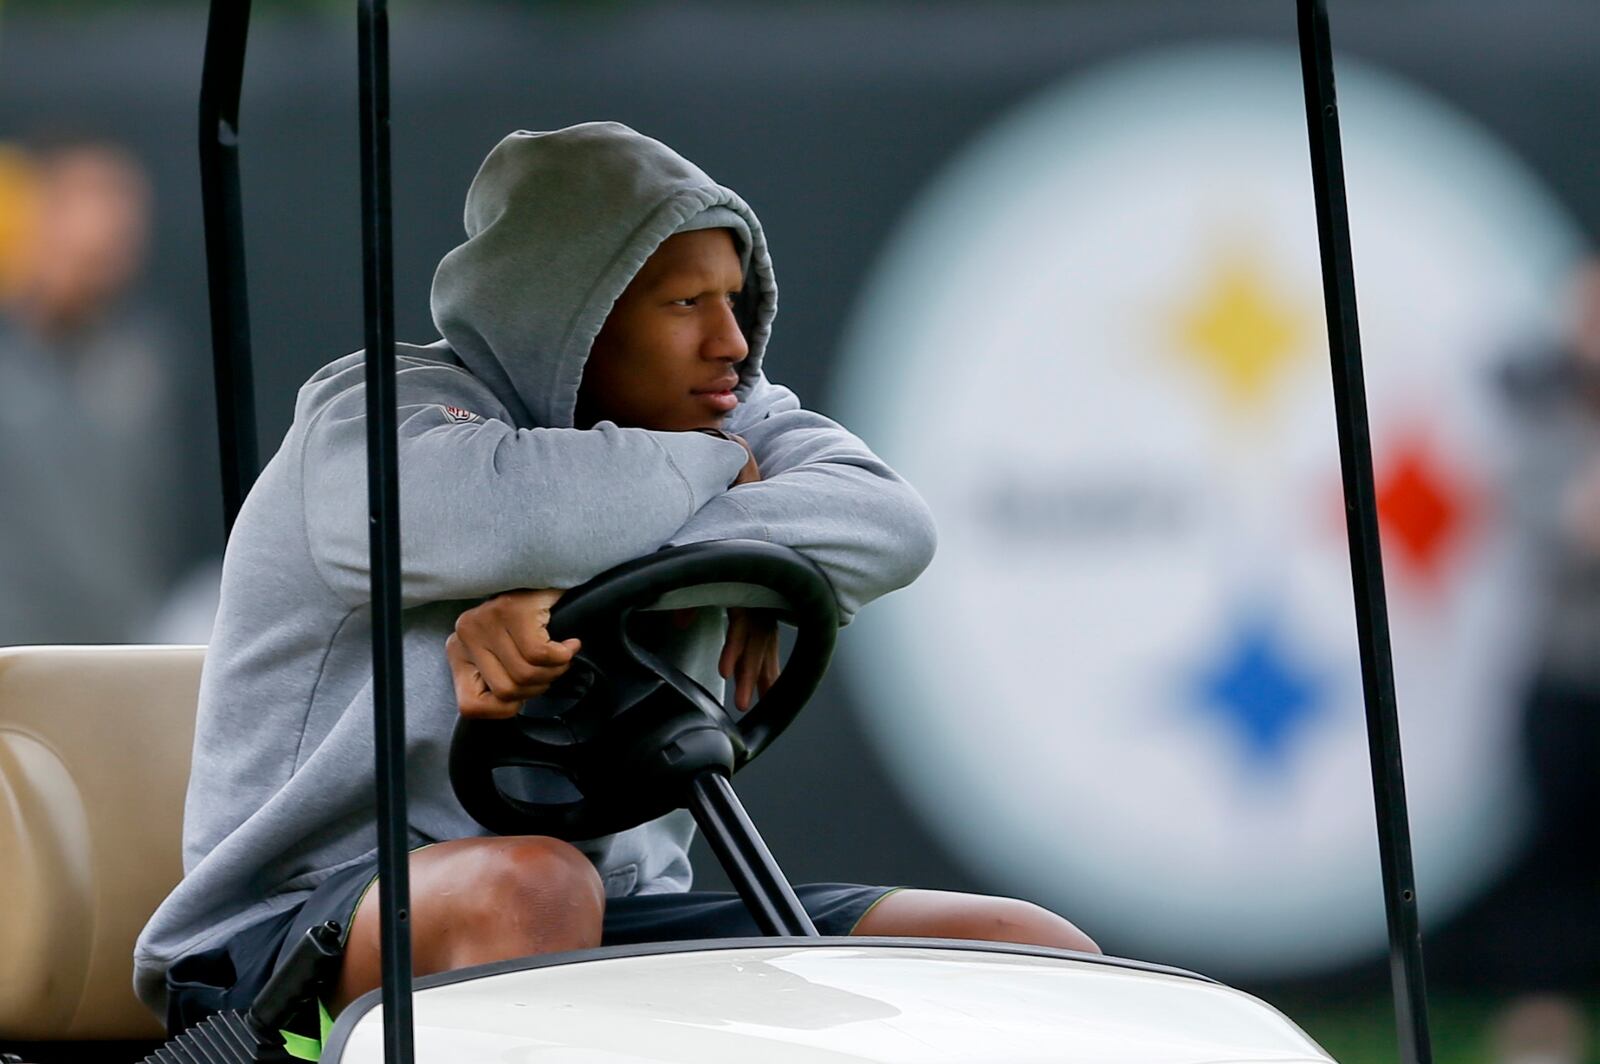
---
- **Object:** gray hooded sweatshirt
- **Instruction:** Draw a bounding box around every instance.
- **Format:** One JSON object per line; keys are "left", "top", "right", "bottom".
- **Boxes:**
{"left": 133, "top": 123, "right": 936, "bottom": 1013}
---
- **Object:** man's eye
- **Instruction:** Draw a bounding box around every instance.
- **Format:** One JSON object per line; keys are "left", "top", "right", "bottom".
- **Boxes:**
{"left": 670, "top": 297, "right": 696, "bottom": 307}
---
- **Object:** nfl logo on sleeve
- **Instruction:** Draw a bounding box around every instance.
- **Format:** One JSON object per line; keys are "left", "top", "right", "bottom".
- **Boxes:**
{"left": 441, "top": 405, "right": 483, "bottom": 425}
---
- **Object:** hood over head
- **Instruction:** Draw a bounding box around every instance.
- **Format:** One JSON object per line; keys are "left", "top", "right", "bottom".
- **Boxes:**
{"left": 431, "top": 122, "right": 777, "bottom": 428}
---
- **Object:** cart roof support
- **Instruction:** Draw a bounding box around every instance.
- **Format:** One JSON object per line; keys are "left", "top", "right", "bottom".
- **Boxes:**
{"left": 1296, "top": 3, "right": 1434, "bottom": 1062}
{"left": 356, "top": 1, "right": 416, "bottom": 1061}
{"left": 198, "top": 0, "right": 259, "bottom": 536}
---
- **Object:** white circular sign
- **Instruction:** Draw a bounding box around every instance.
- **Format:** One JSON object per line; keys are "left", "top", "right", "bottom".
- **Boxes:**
{"left": 834, "top": 45, "right": 1584, "bottom": 977}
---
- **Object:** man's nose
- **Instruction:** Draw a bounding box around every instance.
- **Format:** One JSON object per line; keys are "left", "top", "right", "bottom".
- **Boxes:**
{"left": 707, "top": 300, "right": 749, "bottom": 362}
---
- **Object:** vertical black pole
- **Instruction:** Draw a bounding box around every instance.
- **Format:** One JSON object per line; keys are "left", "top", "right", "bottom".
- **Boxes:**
{"left": 357, "top": 1, "right": 414, "bottom": 1062}
{"left": 1295, "top": 4, "right": 1434, "bottom": 1063}
{"left": 199, "top": 0, "right": 259, "bottom": 537}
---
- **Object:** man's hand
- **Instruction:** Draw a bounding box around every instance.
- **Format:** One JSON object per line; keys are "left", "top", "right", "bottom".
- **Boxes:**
{"left": 730, "top": 433, "right": 761, "bottom": 486}
{"left": 447, "top": 588, "right": 580, "bottom": 719}
{"left": 720, "top": 607, "right": 780, "bottom": 713}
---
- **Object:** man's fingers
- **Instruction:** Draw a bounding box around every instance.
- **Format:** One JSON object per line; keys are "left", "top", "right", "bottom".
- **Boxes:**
{"left": 448, "top": 597, "right": 580, "bottom": 719}
{"left": 458, "top": 602, "right": 537, "bottom": 668}
{"left": 465, "top": 592, "right": 577, "bottom": 666}
{"left": 457, "top": 673, "right": 519, "bottom": 718}
{"left": 496, "top": 652, "right": 576, "bottom": 693}
{"left": 735, "top": 633, "right": 770, "bottom": 713}
{"left": 466, "top": 642, "right": 521, "bottom": 703}
{"left": 456, "top": 599, "right": 578, "bottom": 691}
{"left": 458, "top": 688, "right": 522, "bottom": 719}
{"left": 447, "top": 634, "right": 483, "bottom": 710}
{"left": 723, "top": 609, "right": 782, "bottom": 712}
{"left": 482, "top": 624, "right": 575, "bottom": 688}
{"left": 760, "top": 644, "right": 780, "bottom": 696}
{"left": 738, "top": 635, "right": 781, "bottom": 712}
{"left": 454, "top": 662, "right": 560, "bottom": 718}
{"left": 504, "top": 606, "right": 578, "bottom": 666}
{"left": 445, "top": 631, "right": 467, "bottom": 669}
{"left": 465, "top": 638, "right": 567, "bottom": 702}
{"left": 735, "top": 653, "right": 754, "bottom": 713}
{"left": 526, "top": 637, "right": 579, "bottom": 667}
{"left": 720, "top": 611, "right": 747, "bottom": 679}
{"left": 448, "top": 634, "right": 518, "bottom": 718}
{"left": 456, "top": 668, "right": 557, "bottom": 718}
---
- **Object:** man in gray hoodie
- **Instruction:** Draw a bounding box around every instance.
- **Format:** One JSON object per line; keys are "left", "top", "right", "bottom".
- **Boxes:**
{"left": 135, "top": 122, "right": 1095, "bottom": 1032}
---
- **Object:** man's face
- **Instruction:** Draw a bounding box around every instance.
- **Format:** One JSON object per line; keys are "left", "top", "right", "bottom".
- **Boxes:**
{"left": 578, "top": 228, "right": 748, "bottom": 431}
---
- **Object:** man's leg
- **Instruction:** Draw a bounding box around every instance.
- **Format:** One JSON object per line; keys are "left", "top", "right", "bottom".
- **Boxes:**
{"left": 331, "top": 836, "right": 605, "bottom": 1011}
{"left": 850, "top": 889, "right": 1100, "bottom": 954}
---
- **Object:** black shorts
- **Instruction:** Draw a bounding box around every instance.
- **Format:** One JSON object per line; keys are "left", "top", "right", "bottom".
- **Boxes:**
{"left": 165, "top": 854, "right": 897, "bottom": 1035}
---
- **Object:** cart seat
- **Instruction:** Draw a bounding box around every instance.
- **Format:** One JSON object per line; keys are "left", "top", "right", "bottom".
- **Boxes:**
{"left": 0, "top": 644, "right": 203, "bottom": 1041}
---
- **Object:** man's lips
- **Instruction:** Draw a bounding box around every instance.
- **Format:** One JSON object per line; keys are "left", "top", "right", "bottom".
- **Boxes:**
{"left": 694, "top": 377, "right": 741, "bottom": 414}
{"left": 693, "top": 377, "right": 741, "bottom": 395}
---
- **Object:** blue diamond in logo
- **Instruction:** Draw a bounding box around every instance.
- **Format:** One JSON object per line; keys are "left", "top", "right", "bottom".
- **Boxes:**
{"left": 1192, "top": 614, "right": 1326, "bottom": 768}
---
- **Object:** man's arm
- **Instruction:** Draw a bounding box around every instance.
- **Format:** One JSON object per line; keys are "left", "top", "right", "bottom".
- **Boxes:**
{"left": 301, "top": 375, "right": 749, "bottom": 607}
{"left": 665, "top": 375, "right": 938, "bottom": 624}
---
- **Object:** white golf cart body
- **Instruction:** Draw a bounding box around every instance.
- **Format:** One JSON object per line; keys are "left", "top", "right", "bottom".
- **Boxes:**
{"left": 0, "top": 643, "right": 1334, "bottom": 1063}
{"left": 328, "top": 941, "right": 1333, "bottom": 1063}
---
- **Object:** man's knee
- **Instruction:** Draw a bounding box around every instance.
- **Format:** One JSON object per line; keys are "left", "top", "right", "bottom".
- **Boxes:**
{"left": 852, "top": 889, "right": 1101, "bottom": 955}
{"left": 334, "top": 836, "right": 605, "bottom": 1010}
{"left": 955, "top": 896, "right": 1101, "bottom": 955}
{"left": 450, "top": 836, "right": 606, "bottom": 944}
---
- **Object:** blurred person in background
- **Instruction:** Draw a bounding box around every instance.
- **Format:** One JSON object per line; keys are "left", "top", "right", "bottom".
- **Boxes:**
{"left": 0, "top": 138, "right": 184, "bottom": 645}
{"left": 1486, "top": 259, "right": 1600, "bottom": 1064}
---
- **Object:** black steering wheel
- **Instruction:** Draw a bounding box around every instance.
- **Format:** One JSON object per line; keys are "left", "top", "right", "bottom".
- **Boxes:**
{"left": 449, "top": 540, "right": 838, "bottom": 840}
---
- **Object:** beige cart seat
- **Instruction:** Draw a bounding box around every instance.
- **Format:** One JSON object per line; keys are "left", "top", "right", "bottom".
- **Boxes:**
{"left": 0, "top": 644, "right": 203, "bottom": 1040}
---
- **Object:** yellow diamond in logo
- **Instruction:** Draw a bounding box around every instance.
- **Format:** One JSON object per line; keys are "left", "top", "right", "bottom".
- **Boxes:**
{"left": 1170, "top": 251, "right": 1308, "bottom": 410}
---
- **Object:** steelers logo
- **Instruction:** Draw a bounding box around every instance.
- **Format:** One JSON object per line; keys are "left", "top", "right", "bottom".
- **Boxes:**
{"left": 833, "top": 44, "right": 1584, "bottom": 976}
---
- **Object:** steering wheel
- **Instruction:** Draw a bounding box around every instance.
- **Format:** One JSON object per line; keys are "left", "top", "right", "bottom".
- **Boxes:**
{"left": 449, "top": 540, "right": 838, "bottom": 840}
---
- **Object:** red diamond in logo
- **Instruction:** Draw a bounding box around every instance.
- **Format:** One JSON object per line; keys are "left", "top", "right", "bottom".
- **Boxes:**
{"left": 1373, "top": 435, "right": 1476, "bottom": 584}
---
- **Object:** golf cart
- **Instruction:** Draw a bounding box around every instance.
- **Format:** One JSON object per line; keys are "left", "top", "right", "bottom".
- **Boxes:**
{"left": 0, "top": 2, "right": 1429, "bottom": 1062}
{"left": 0, "top": 544, "right": 1338, "bottom": 1063}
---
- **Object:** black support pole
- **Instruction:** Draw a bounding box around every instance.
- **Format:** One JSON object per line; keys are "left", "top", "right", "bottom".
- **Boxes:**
{"left": 1295, "top": 4, "right": 1434, "bottom": 1063}
{"left": 198, "top": 0, "right": 259, "bottom": 537}
{"left": 357, "top": 1, "right": 414, "bottom": 1062}
{"left": 688, "top": 770, "right": 819, "bottom": 937}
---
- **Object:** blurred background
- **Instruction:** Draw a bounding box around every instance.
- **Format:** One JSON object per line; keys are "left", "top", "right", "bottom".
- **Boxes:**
{"left": 1, "top": 1, "right": 1594, "bottom": 1060}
